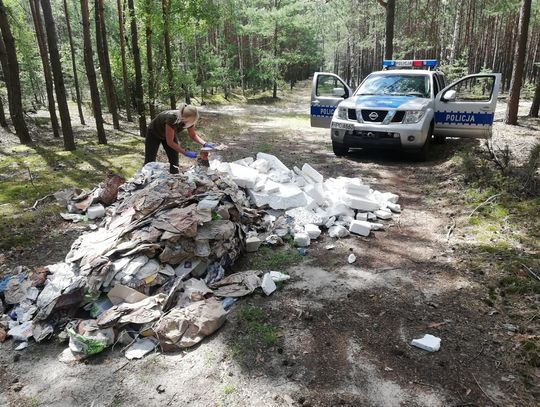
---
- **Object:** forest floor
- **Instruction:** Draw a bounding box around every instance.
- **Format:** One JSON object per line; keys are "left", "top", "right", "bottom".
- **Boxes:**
{"left": 0, "top": 82, "right": 539, "bottom": 407}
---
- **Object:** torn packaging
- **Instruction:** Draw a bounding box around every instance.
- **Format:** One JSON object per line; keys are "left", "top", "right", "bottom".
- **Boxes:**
{"left": 97, "top": 294, "right": 166, "bottom": 328}
{"left": 155, "top": 298, "right": 227, "bottom": 350}
{"left": 210, "top": 270, "right": 262, "bottom": 297}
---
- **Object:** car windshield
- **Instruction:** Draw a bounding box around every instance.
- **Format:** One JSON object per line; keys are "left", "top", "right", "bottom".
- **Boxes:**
{"left": 355, "top": 74, "right": 430, "bottom": 98}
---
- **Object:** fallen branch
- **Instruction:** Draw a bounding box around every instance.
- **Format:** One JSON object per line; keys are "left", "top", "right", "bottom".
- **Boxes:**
{"left": 446, "top": 217, "right": 456, "bottom": 242}
{"left": 472, "top": 373, "right": 501, "bottom": 407}
{"left": 467, "top": 193, "right": 502, "bottom": 219}
{"left": 31, "top": 194, "right": 54, "bottom": 211}
{"left": 522, "top": 263, "right": 540, "bottom": 283}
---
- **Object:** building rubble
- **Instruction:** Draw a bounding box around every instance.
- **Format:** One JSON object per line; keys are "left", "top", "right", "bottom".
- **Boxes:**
{"left": 0, "top": 153, "right": 402, "bottom": 360}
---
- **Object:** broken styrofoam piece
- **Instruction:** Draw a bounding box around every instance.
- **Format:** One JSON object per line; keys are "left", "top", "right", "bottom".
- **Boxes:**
{"left": 264, "top": 180, "right": 281, "bottom": 194}
{"left": 348, "top": 253, "right": 356, "bottom": 264}
{"left": 15, "top": 341, "right": 29, "bottom": 351}
{"left": 325, "top": 216, "right": 336, "bottom": 229}
{"left": 367, "top": 212, "right": 377, "bottom": 221}
{"left": 342, "top": 194, "right": 380, "bottom": 212}
{"left": 386, "top": 202, "right": 401, "bottom": 213}
{"left": 356, "top": 212, "right": 368, "bottom": 221}
{"left": 369, "top": 222, "right": 384, "bottom": 230}
{"left": 411, "top": 334, "right": 441, "bottom": 352}
{"left": 374, "top": 209, "right": 392, "bottom": 220}
{"left": 257, "top": 152, "right": 290, "bottom": 174}
{"left": 254, "top": 176, "right": 267, "bottom": 192}
{"left": 304, "top": 183, "right": 326, "bottom": 206}
{"left": 381, "top": 192, "right": 399, "bottom": 204}
{"left": 294, "top": 232, "right": 311, "bottom": 247}
{"left": 248, "top": 183, "right": 307, "bottom": 210}
{"left": 269, "top": 271, "right": 290, "bottom": 282}
{"left": 267, "top": 169, "right": 292, "bottom": 183}
{"left": 304, "top": 224, "right": 321, "bottom": 240}
{"left": 245, "top": 236, "right": 262, "bottom": 252}
{"left": 87, "top": 204, "right": 106, "bottom": 220}
{"left": 250, "top": 158, "right": 271, "bottom": 173}
{"left": 286, "top": 207, "right": 324, "bottom": 227}
{"left": 349, "top": 220, "right": 371, "bottom": 237}
{"left": 325, "top": 204, "right": 355, "bottom": 218}
{"left": 301, "top": 163, "right": 323, "bottom": 183}
{"left": 261, "top": 273, "right": 277, "bottom": 295}
{"left": 234, "top": 157, "right": 254, "bottom": 167}
{"left": 228, "top": 163, "right": 258, "bottom": 189}
{"left": 293, "top": 176, "right": 306, "bottom": 188}
{"left": 337, "top": 215, "right": 354, "bottom": 227}
{"left": 125, "top": 337, "right": 158, "bottom": 359}
{"left": 328, "top": 225, "right": 349, "bottom": 238}
{"left": 344, "top": 183, "right": 370, "bottom": 196}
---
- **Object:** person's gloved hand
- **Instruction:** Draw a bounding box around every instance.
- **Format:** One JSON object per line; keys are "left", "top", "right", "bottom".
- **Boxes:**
{"left": 183, "top": 150, "right": 197, "bottom": 159}
{"left": 203, "top": 142, "right": 215, "bottom": 149}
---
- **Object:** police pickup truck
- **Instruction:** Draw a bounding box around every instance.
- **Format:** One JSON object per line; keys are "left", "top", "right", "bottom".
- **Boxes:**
{"left": 310, "top": 60, "right": 501, "bottom": 159}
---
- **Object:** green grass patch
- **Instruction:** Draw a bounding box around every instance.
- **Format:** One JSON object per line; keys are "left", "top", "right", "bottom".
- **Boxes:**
{"left": 250, "top": 246, "right": 302, "bottom": 270}
{"left": 223, "top": 384, "right": 235, "bottom": 395}
{"left": 521, "top": 339, "right": 540, "bottom": 368}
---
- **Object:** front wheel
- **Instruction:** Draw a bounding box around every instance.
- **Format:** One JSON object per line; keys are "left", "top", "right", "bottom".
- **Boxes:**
{"left": 416, "top": 124, "right": 433, "bottom": 161}
{"left": 332, "top": 141, "right": 349, "bottom": 156}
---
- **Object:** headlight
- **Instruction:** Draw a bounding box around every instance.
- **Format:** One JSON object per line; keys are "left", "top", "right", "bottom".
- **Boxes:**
{"left": 336, "top": 107, "right": 347, "bottom": 120}
{"left": 403, "top": 110, "right": 425, "bottom": 124}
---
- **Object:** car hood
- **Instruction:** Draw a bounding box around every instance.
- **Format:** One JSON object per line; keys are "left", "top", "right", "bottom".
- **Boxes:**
{"left": 344, "top": 95, "right": 431, "bottom": 110}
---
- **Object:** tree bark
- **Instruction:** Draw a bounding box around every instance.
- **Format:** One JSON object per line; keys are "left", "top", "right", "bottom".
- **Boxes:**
{"left": 529, "top": 66, "right": 540, "bottom": 117}
{"left": 116, "top": 0, "right": 132, "bottom": 122}
{"left": 40, "top": 0, "right": 74, "bottom": 150}
{"left": 0, "top": 95, "right": 7, "bottom": 128}
{"left": 29, "top": 0, "right": 60, "bottom": 137}
{"left": 95, "top": 0, "right": 120, "bottom": 129}
{"left": 145, "top": 0, "right": 156, "bottom": 118}
{"left": 0, "top": 1, "right": 31, "bottom": 144}
{"left": 505, "top": 0, "right": 532, "bottom": 125}
{"left": 162, "top": 0, "right": 175, "bottom": 109}
{"left": 80, "top": 0, "right": 107, "bottom": 144}
{"left": 377, "top": 0, "right": 395, "bottom": 60}
{"left": 63, "top": 0, "right": 85, "bottom": 125}
{"left": 127, "top": 0, "right": 147, "bottom": 137}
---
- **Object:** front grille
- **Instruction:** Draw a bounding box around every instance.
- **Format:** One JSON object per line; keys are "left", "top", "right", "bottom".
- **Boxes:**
{"left": 352, "top": 130, "right": 395, "bottom": 139}
{"left": 361, "top": 110, "right": 387, "bottom": 122}
{"left": 347, "top": 109, "right": 357, "bottom": 120}
{"left": 391, "top": 111, "right": 405, "bottom": 123}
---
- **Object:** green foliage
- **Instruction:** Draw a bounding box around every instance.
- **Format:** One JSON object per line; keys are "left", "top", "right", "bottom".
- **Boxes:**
{"left": 250, "top": 246, "right": 302, "bottom": 270}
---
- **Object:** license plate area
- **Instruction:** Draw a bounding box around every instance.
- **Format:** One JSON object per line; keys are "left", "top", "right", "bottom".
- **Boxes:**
{"left": 331, "top": 122, "right": 355, "bottom": 130}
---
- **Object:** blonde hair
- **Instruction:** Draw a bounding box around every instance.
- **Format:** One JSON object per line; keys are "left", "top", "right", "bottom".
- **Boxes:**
{"left": 176, "top": 103, "right": 199, "bottom": 127}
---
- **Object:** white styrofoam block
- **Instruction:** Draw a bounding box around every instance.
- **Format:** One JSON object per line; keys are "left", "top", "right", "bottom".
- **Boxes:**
{"left": 374, "top": 209, "right": 392, "bottom": 220}
{"left": 386, "top": 202, "right": 401, "bottom": 213}
{"left": 304, "top": 183, "right": 326, "bottom": 205}
{"left": 304, "top": 224, "right": 321, "bottom": 239}
{"left": 286, "top": 207, "right": 324, "bottom": 226}
{"left": 250, "top": 158, "right": 270, "bottom": 173}
{"left": 234, "top": 157, "right": 254, "bottom": 167}
{"left": 245, "top": 236, "right": 262, "bottom": 252}
{"left": 304, "top": 194, "right": 318, "bottom": 211}
{"left": 325, "top": 216, "right": 336, "bottom": 229}
{"left": 254, "top": 176, "right": 267, "bottom": 192}
{"left": 367, "top": 212, "right": 377, "bottom": 220}
{"left": 326, "top": 204, "right": 355, "bottom": 218}
{"left": 369, "top": 222, "right": 384, "bottom": 230}
{"left": 356, "top": 212, "right": 368, "bottom": 221}
{"left": 294, "top": 176, "right": 306, "bottom": 188}
{"left": 328, "top": 225, "right": 349, "bottom": 238}
{"left": 268, "top": 169, "right": 291, "bottom": 183}
{"left": 229, "top": 162, "right": 258, "bottom": 189}
{"left": 301, "top": 163, "right": 323, "bottom": 183}
{"left": 87, "top": 204, "right": 105, "bottom": 219}
{"left": 349, "top": 220, "right": 371, "bottom": 237}
{"left": 338, "top": 215, "right": 354, "bottom": 227}
{"left": 342, "top": 194, "right": 380, "bottom": 211}
{"left": 411, "top": 334, "right": 441, "bottom": 352}
{"left": 248, "top": 183, "right": 307, "bottom": 210}
{"left": 257, "top": 152, "right": 290, "bottom": 173}
{"left": 381, "top": 192, "right": 399, "bottom": 204}
{"left": 294, "top": 232, "right": 311, "bottom": 247}
{"left": 264, "top": 180, "right": 280, "bottom": 194}
{"left": 261, "top": 273, "right": 277, "bottom": 295}
{"left": 344, "top": 183, "right": 370, "bottom": 196}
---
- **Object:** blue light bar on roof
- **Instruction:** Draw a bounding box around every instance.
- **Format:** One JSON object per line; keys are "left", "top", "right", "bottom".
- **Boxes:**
{"left": 383, "top": 59, "right": 438, "bottom": 69}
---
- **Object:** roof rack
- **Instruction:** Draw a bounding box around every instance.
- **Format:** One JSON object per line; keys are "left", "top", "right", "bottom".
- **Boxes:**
{"left": 382, "top": 60, "right": 438, "bottom": 71}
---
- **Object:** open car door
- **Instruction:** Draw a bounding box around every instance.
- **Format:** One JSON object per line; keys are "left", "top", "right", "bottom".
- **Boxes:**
{"left": 434, "top": 73, "right": 501, "bottom": 139}
{"left": 310, "top": 72, "right": 351, "bottom": 128}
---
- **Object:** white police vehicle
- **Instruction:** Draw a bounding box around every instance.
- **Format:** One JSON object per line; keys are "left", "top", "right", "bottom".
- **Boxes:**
{"left": 310, "top": 60, "right": 501, "bottom": 159}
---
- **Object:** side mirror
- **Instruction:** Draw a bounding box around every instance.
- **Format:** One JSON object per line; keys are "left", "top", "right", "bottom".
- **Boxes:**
{"left": 332, "top": 87, "right": 346, "bottom": 98}
{"left": 443, "top": 89, "right": 456, "bottom": 102}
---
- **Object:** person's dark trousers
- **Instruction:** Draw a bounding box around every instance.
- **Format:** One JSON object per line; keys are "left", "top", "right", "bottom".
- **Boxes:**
{"left": 144, "top": 129, "right": 180, "bottom": 174}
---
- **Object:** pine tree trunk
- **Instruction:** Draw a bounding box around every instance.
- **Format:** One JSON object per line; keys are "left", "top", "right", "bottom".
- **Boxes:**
{"left": 80, "top": 0, "right": 107, "bottom": 144}
{"left": 529, "top": 67, "right": 540, "bottom": 117}
{"left": 145, "top": 0, "right": 156, "bottom": 118}
{"left": 29, "top": 0, "right": 60, "bottom": 137}
{"left": 0, "top": 95, "right": 7, "bottom": 127}
{"left": 116, "top": 0, "right": 132, "bottom": 122}
{"left": 63, "top": 0, "right": 85, "bottom": 125}
{"left": 127, "top": 0, "right": 147, "bottom": 137}
{"left": 162, "top": 0, "right": 175, "bottom": 109}
{"left": 0, "top": 1, "right": 31, "bottom": 144}
{"left": 40, "top": 0, "right": 74, "bottom": 150}
{"left": 505, "top": 0, "right": 532, "bottom": 125}
{"left": 384, "top": 0, "right": 395, "bottom": 60}
{"left": 272, "top": 17, "right": 278, "bottom": 99}
{"left": 95, "top": 0, "right": 120, "bottom": 129}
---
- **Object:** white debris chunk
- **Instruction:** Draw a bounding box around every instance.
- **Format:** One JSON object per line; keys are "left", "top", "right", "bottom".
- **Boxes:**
{"left": 304, "top": 183, "right": 326, "bottom": 206}
{"left": 249, "top": 183, "right": 306, "bottom": 210}
{"left": 325, "top": 216, "right": 336, "bottom": 228}
{"left": 293, "top": 176, "right": 306, "bottom": 188}
{"left": 304, "top": 224, "right": 321, "bottom": 240}
{"left": 294, "top": 232, "right": 311, "bottom": 247}
{"left": 269, "top": 271, "right": 290, "bottom": 282}
{"left": 326, "top": 204, "right": 355, "bottom": 218}
{"left": 342, "top": 194, "right": 380, "bottom": 212}
{"left": 367, "top": 212, "right": 377, "bottom": 220}
{"left": 301, "top": 163, "right": 324, "bottom": 183}
{"left": 349, "top": 220, "right": 371, "bottom": 237}
{"left": 369, "top": 222, "right": 384, "bottom": 230}
{"left": 411, "top": 334, "right": 441, "bottom": 352}
{"left": 261, "top": 273, "right": 277, "bottom": 295}
{"left": 386, "top": 202, "right": 401, "bottom": 213}
{"left": 250, "top": 158, "right": 270, "bottom": 173}
{"left": 245, "top": 236, "right": 262, "bottom": 252}
{"left": 87, "top": 204, "right": 106, "bottom": 220}
{"left": 229, "top": 162, "right": 258, "bottom": 189}
{"left": 234, "top": 157, "right": 254, "bottom": 167}
{"left": 374, "top": 209, "right": 393, "bottom": 220}
{"left": 125, "top": 338, "right": 158, "bottom": 359}
{"left": 381, "top": 192, "right": 399, "bottom": 204}
{"left": 356, "top": 212, "right": 368, "bottom": 221}
{"left": 348, "top": 253, "right": 357, "bottom": 264}
{"left": 337, "top": 215, "right": 354, "bottom": 227}
{"left": 328, "top": 225, "right": 349, "bottom": 238}
{"left": 344, "top": 183, "right": 370, "bottom": 196}
{"left": 286, "top": 207, "right": 324, "bottom": 226}
{"left": 264, "top": 180, "right": 281, "bottom": 194}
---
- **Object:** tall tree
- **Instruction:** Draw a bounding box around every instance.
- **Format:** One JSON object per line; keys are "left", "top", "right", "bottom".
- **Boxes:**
{"left": 505, "top": 0, "right": 532, "bottom": 125}
{"left": 377, "top": 0, "right": 395, "bottom": 60}
{"left": 117, "top": 0, "right": 132, "bottom": 121}
{"left": 40, "top": 0, "right": 74, "bottom": 150}
{"left": 80, "top": 0, "right": 106, "bottom": 144}
{"left": 0, "top": 1, "right": 31, "bottom": 144}
{"left": 0, "top": 95, "right": 7, "bottom": 128}
{"left": 127, "top": 0, "right": 147, "bottom": 137}
{"left": 162, "top": 0, "right": 175, "bottom": 109}
{"left": 29, "top": 0, "right": 60, "bottom": 138}
{"left": 95, "top": 0, "right": 120, "bottom": 129}
{"left": 530, "top": 65, "right": 540, "bottom": 117}
{"left": 145, "top": 0, "right": 156, "bottom": 118}
{"left": 63, "top": 0, "right": 85, "bottom": 125}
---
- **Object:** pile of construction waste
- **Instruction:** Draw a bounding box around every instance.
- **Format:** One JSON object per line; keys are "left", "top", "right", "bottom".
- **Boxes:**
{"left": 0, "top": 153, "right": 401, "bottom": 360}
